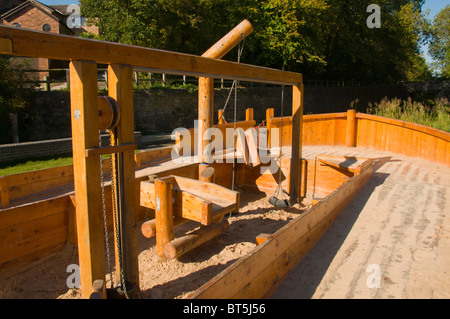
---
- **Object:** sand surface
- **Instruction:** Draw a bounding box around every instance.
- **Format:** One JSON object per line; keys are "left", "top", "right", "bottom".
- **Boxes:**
{"left": 1, "top": 145, "right": 449, "bottom": 299}
{"left": 272, "top": 146, "right": 450, "bottom": 299}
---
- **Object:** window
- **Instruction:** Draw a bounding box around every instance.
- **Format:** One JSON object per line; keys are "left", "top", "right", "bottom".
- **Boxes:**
{"left": 42, "top": 24, "right": 51, "bottom": 32}
{"left": 12, "top": 23, "right": 21, "bottom": 28}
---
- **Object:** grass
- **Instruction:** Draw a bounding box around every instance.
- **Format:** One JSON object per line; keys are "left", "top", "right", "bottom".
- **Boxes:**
{"left": 0, "top": 150, "right": 141, "bottom": 176}
{"left": 367, "top": 97, "right": 450, "bottom": 132}
{"left": 0, "top": 155, "right": 73, "bottom": 176}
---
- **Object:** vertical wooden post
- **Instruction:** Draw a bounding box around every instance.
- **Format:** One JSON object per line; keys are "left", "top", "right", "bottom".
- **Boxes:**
{"left": 346, "top": 109, "right": 357, "bottom": 147}
{"left": 246, "top": 108, "right": 254, "bottom": 122}
{"left": 69, "top": 60, "right": 105, "bottom": 298}
{"left": 198, "top": 77, "right": 214, "bottom": 164}
{"left": 300, "top": 158, "right": 308, "bottom": 199}
{"left": 266, "top": 108, "right": 274, "bottom": 149}
{"left": 289, "top": 83, "right": 304, "bottom": 203}
{"left": 199, "top": 163, "right": 215, "bottom": 183}
{"left": 108, "top": 64, "right": 139, "bottom": 289}
{"left": 155, "top": 178, "right": 174, "bottom": 258}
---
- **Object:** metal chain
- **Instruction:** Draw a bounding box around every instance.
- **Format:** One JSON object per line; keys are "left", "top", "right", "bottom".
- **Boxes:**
{"left": 108, "top": 130, "right": 129, "bottom": 299}
{"left": 99, "top": 131, "right": 114, "bottom": 289}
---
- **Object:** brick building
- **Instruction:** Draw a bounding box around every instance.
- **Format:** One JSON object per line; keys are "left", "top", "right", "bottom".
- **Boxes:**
{"left": 0, "top": 0, "right": 99, "bottom": 79}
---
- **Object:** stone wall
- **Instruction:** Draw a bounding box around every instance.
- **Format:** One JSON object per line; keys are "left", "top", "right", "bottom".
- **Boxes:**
{"left": 2, "top": 84, "right": 411, "bottom": 145}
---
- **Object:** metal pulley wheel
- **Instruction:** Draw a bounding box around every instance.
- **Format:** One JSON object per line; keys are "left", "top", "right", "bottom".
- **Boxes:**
{"left": 98, "top": 96, "right": 120, "bottom": 130}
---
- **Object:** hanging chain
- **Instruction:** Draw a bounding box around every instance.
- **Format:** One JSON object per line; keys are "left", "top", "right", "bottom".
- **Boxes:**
{"left": 99, "top": 131, "right": 114, "bottom": 289}
{"left": 108, "top": 130, "right": 129, "bottom": 299}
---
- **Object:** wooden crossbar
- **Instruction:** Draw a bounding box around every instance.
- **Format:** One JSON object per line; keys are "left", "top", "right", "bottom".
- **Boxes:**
{"left": 0, "top": 25, "right": 302, "bottom": 86}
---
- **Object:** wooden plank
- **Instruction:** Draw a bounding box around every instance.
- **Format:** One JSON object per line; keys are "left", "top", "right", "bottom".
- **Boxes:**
{"left": 0, "top": 211, "right": 68, "bottom": 248}
{"left": 0, "top": 178, "right": 10, "bottom": 208}
{"left": 245, "top": 129, "right": 260, "bottom": 167}
{"left": 141, "top": 177, "right": 237, "bottom": 225}
{"left": 0, "top": 242, "right": 66, "bottom": 274}
{"left": 0, "top": 38, "right": 12, "bottom": 53}
{"left": 189, "top": 158, "right": 373, "bottom": 299}
{"left": 135, "top": 146, "right": 173, "bottom": 168}
{"left": 0, "top": 25, "right": 302, "bottom": 85}
{"left": 85, "top": 143, "right": 137, "bottom": 157}
{"left": 2, "top": 165, "right": 74, "bottom": 188}
{"left": 70, "top": 60, "right": 105, "bottom": 299}
{"left": 0, "top": 227, "right": 68, "bottom": 265}
{"left": 0, "top": 196, "right": 69, "bottom": 229}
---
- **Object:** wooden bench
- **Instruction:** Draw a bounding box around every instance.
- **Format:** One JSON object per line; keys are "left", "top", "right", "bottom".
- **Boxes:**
{"left": 140, "top": 175, "right": 240, "bottom": 259}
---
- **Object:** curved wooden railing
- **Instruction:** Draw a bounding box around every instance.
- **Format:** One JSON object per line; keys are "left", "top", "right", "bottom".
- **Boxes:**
{"left": 267, "top": 109, "right": 450, "bottom": 166}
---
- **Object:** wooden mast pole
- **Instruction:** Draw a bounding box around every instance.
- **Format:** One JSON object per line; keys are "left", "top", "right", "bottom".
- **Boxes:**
{"left": 198, "top": 20, "right": 254, "bottom": 176}
{"left": 289, "top": 83, "right": 304, "bottom": 203}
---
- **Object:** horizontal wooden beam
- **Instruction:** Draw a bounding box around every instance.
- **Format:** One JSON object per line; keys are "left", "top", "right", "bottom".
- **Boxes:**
{"left": 85, "top": 143, "right": 137, "bottom": 158}
{"left": 0, "top": 25, "right": 302, "bottom": 86}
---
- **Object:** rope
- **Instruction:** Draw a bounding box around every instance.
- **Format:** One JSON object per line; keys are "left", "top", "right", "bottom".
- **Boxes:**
{"left": 221, "top": 38, "right": 246, "bottom": 122}
{"left": 273, "top": 85, "right": 288, "bottom": 201}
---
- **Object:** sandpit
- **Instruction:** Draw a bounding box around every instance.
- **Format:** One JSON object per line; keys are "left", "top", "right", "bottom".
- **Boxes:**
{"left": 0, "top": 192, "right": 310, "bottom": 299}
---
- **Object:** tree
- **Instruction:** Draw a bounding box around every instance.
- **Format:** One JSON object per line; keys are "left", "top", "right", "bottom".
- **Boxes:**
{"left": 429, "top": 5, "right": 450, "bottom": 79}
{"left": 0, "top": 57, "right": 37, "bottom": 143}
{"left": 320, "top": 0, "right": 430, "bottom": 83}
{"left": 79, "top": 0, "right": 430, "bottom": 83}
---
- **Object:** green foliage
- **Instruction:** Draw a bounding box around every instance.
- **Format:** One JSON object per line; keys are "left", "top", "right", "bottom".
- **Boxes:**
{"left": 79, "top": 0, "right": 432, "bottom": 83}
{"left": 367, "top": 97, "right": 450, "bottom": 132}
{"left": 0, "top": 57, "right": 36, "bottom": 114}
{"left": 428, "top": 5, "right": 450, "bottom": 79}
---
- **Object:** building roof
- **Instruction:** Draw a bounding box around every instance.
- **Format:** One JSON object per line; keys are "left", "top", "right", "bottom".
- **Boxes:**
{"left": 0, "top": 0, "right": 68, "bottom": 20}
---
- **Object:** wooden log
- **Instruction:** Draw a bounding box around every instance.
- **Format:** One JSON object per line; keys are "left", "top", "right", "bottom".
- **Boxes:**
{"left": 141, "top": 217, "right": 189, "bottom": 238}
{"left": 198, "top": 77, "right": 214, "bottom": 164}
{"left": 199, "top": 164, "right": 215, "bottom": 183}
{"left": 164, "top": 219, "right": 230, "bottom": 259}
{"left": 154, "top": 177, "right": 174, "bottom": 258}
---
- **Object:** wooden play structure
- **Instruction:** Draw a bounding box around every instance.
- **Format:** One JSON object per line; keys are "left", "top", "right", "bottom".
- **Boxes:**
{"left": 0, "top": 20, "right": 449, "bottom": 299}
